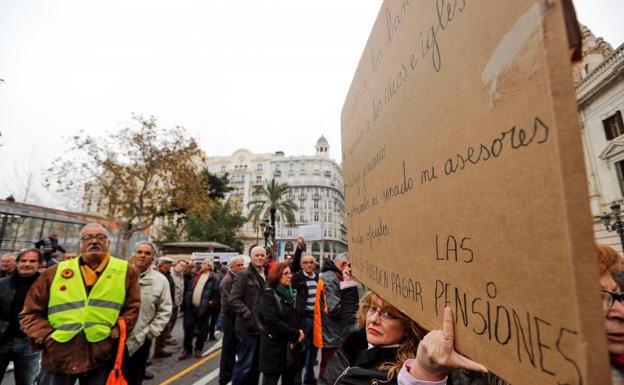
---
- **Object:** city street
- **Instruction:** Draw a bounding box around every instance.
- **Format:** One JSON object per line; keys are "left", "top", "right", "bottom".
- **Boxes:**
{"left": 2, "top": 322, "right": 224, "bottom": 385}
{"left": 144, "top": 323, "right": 223, "bottom": 385}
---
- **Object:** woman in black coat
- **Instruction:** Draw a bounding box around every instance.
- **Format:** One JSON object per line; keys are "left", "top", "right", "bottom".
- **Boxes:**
{"left": 260, "top": 262, "right": 305, "bottom": 385}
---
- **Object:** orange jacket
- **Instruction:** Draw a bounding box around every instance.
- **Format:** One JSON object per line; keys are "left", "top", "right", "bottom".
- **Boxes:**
{"left": 312, "top": 278, "right": 327, "bottom": 348}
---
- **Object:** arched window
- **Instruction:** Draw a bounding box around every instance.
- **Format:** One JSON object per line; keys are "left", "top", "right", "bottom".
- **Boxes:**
{"left": 312, "top": 242, "right": 321, "bottom": 253}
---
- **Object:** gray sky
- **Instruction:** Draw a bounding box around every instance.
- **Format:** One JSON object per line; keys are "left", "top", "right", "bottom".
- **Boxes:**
{"left": 1, "top": 1, "right": 622, "bottom": 208}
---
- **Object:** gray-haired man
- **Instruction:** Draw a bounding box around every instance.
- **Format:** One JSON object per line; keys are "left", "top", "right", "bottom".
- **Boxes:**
{"left": 0, "top": 253, "right": 16, "bottom": 278}
{"left": 126, "top": 242, "right": 172, "bottom": 385}
{"left": 218, "top": 256, "right": 245, "bottom": 385}
{"left": 154, "top": 256, "right": 176, "bottom": 358}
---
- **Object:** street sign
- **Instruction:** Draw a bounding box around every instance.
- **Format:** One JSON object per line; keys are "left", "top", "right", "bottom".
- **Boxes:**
{"left": 341, "top": 1, "right": 609, "bottom": 384}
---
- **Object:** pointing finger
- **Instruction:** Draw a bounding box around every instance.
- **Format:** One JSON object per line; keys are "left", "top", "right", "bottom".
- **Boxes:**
{"left": 443, "top": 307, "right": 454, "bottom": 341}
{"left": 451, "top": 352, "right": 488, "bottom": 373}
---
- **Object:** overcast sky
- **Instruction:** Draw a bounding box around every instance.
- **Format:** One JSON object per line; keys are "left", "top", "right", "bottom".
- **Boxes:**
{"left": 1, "top": 0, "right": 623, "bottom": 208}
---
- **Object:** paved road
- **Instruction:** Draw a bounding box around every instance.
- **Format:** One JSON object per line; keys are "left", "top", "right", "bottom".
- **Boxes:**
{"left": 2, "top": 321, "right": 224, "bottom": 385}
{"left": 146, "top": 322, "right": 223, "bottom": 385}
{"left": 2, "top": 320, "right": 319, "bottom": 385}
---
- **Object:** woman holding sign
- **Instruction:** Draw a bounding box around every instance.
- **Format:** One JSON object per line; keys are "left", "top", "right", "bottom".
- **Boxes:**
{"left": 321, "top": 286, "right": 489, "bottom": 385}
{"left": 596, "top": 244, "right": 624, "bottom": 384}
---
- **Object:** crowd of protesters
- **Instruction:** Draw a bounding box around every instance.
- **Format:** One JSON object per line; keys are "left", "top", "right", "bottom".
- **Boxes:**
{"left": 1, "top": 224, "right": 624, "bottom": 385}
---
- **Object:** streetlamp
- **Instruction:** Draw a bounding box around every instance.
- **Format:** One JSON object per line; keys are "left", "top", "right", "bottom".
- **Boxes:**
{"left": 600, "top": 201, "right": 624, "bottom": 249}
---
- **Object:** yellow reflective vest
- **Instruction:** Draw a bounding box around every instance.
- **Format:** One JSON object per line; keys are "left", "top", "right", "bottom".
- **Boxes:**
{"left": 48, "top": 256, "right": 127, "bottom": 343}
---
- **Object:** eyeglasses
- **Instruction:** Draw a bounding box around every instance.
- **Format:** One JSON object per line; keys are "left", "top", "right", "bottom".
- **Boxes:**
{"left": 80, "top": 234, "right": 108, "bottom": 243}
{"left": 282, "top": 270, "right": 292, "bottom": 276}
{"left": 364, "top": 305, "right": 398, "bottom": 322}
{"left": 302, "top": 261, "right": 315, "bottom": 265}
{"left": 602, "top": 290, "right": 624, "bottom": 313}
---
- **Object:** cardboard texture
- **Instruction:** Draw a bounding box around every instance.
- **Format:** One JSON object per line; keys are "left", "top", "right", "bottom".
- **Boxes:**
{"left": 340, "top": 1, "right": 610, "bottom": 384}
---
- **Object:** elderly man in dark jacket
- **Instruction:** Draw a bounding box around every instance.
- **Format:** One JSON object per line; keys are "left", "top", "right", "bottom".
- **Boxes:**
{"left": 229, "top": 245, "right": 267, "bottom": 385}
{"left": 0, "top": 249, "right": 42, "bottom": 385}
{"left": 290, "top": 237, "right": 320, "bottom": 385}
{"left": 179, "top": 259, "right": 220, "bottom": 359}
{"left": 218, "top": 256, "right": 245, "bottom": 385}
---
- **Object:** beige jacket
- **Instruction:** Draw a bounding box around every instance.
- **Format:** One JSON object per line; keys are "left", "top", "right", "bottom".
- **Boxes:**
{"left": 126, "top": 268, "right": 172, "bottom": 355}
{"left": 172, "top": 269, "right": 184, "bottom": 308}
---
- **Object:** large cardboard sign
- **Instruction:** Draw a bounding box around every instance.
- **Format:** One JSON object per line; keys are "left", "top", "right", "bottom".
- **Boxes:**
{"left": 341, "top": 1, "right": 610, "bottom": 384}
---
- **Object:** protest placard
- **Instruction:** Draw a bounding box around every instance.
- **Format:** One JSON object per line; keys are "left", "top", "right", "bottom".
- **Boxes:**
{"left": 341, "top": 1, "right": 609, "bottom": 383}
{"left": 298, "top": 224, "right": 323, "bottom": 241}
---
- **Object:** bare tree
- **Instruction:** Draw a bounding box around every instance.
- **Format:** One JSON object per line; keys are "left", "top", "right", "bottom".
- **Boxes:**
{"left": 47, "top": 114, "right": 211, "bottom": 256}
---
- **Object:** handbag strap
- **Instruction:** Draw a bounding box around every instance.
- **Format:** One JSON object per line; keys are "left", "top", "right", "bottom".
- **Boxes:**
{"left": 113, "top": 318, "right": 126, "bottom": 370}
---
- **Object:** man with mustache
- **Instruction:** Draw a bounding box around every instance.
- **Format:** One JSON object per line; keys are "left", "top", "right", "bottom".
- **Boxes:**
{"left": 0, "top": 249, "right": 43, "bottom": 385}
{"left": 20, "top": 222, "right": 140, "bottom": 385}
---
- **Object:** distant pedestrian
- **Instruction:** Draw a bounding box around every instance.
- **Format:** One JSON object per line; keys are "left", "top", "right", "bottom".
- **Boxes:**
{"left": 212, "top": 257, "right": 225, "bottom": 332}
{"left": 229, "top": 245, "right": 267, "bottom": 385}
{"left": 172, "top": 260, "right": 186, "bottom": 318}
{"left": 179, "top": 259, "right": 220, "bottom": 359}
{"left": 0, "top": 252, "right": 16, "bottom": 278}
{"left": 213, "top": 257, "right": 225, "bottom": 280}
{"left": 0, "top": 249, "right": 42, "bottom": 385}
{"left": 153, "top": 257, "right": 176, "bottom": 358}
{"left": 170, "top": 260, "right": 186, "bottom": 345}
{"left": 218, "top": 256, "right": 245, "bottom": 385}
{"left": 20, "top": 222, "right": 140, "bottom": 385}
{"left": 259, "top": 262, "right": 305, "bottom": 385}
{"left": 34, "top": 232, "right": 66, "bottom": 267}
{"left": 125, "top": 242, "right": 172, "bottom": 385}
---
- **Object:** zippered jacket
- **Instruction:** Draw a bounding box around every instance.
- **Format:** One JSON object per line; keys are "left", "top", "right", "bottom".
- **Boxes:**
{"left": 320, "top": 329, "right": 398, "bottom": 385}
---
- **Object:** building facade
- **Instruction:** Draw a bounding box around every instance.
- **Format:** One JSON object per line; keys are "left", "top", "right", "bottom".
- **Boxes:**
{"left": 575, "top": 26, "right": 624, "bottom": 252}
{"left": 205, "top": 136, "right": 347, "bottom": 261}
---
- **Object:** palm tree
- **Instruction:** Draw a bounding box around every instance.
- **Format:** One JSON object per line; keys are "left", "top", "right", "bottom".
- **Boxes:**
{"left": 247, "top": 179, "right": 298, "bottom": 250}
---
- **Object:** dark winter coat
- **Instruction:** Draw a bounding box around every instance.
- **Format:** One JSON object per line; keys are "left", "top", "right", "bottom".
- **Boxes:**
{"left": 0, "top": 275, "right": 16, "bottom": 338}
{"left": 318, "top": 260, "right": 346, "bottom": 347}
{"left": 290, "top": 244, "right": 314, "bottom": 317}
{"left": 290, "top": 244, "right": 305, "bottom": 274}
{"left": 183, "top": 271, "right": 220, "bottom": 319}
{"left": 0, "top": 272, "right": 40, "bottom": 340}
{"left": 259, "top": 287, "right": 305, "bottom": 374}
{"left": 229, "top": 264, "right": 266, "bottom": 335}
{"left": 321, "top": 329, "right": 398, "bottom": 385}
{"left": 219, "top": 269, "right": 237, "bottom": 317}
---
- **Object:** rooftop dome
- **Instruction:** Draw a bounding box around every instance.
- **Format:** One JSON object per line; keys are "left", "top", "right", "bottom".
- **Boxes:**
{"left": 315, "top": 135, "right": 329, "bottom": 156}
{"left": 316, "top": 135, "right": 329, "bottom": 147}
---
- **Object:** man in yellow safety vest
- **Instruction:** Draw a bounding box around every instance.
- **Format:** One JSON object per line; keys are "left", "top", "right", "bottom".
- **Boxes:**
{"left": 20, "top": 222, "right": 140, "bottom": 385}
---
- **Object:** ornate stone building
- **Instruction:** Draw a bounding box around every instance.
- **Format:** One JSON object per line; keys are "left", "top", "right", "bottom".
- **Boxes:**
{"left": 205, "top": 136, "right": 347, "bottom": 260}
{"left": 576, "top": 25, "right": 624, "bottom": 251}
